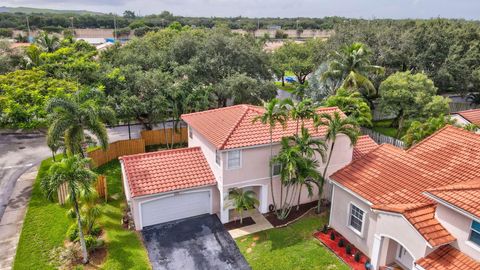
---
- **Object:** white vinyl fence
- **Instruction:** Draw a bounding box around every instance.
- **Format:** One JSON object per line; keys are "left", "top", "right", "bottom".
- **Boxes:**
{"left": 361, "top": 128, "right": 405, "bottom": 149}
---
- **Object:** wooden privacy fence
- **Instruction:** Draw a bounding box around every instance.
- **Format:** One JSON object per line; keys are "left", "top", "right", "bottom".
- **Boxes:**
{"left": 57, "top": 175, "right": 108, "bottom": 204}
{"left": 87, "top": 138, "right": 145, "bottom": 168}
{"left": 140, "top": 127, "right": 188, "bottom": 146}
{"left": 361, "top": 127, "right": 405, "bottom": 149}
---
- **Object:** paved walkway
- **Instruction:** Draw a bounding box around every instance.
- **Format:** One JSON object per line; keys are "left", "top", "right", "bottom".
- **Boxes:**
{"left": 0, "top": 166, "right": 37, "bottom": 270}
{"left": 228, "top": 212, "right": 273, "bottom": 239}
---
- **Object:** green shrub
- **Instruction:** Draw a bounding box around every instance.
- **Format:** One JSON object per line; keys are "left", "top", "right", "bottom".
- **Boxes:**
{"left": 322, "top": 224, "right": 328, "bottom": 234}
{"left": 90, "top": 225, "right": 102, "bottom": 237}
{"left": 346, "top": 244, "right": 352, "bottom": 254}
{"left": 354, "top": 251, "right": 361, "bottom": 262}
{"left": 66, "top": 223, "right": 78, "bottom": 242}
{"left": 0, "top": 28, "right": 13, "bottom": 38}
{"left": 338, "top": 238, "right": 345, "bottom": 247}
{"left": 84, "top": 235, "right": 104, "bottom": 251}
{"left": 330, "top": 231, "right": 335, "bottom": 241}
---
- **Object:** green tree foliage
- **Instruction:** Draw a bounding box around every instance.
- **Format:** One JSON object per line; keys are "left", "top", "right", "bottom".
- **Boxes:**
{"left": 35, "top": 31, "right": 60, "bottom": 52}
{"left": 0, "top": 28, "right": 13, "bottom": 37}
{"left": 402, "top": 115, "right": 454, "bottom": 148}
{"left": 41, "top": 155, "right": 98, "bottom": 264}
{"left": 0, "top": 70, "right": 78, "bottom": 128}
{"left": 323, "top": 88, "right": 372, "bottom": 127}
{"left": 226, "top": 188, "right": 259, "bottom": 224}
{"left": 46, "top": 88, "right": 114, "bottom": 156}
{"left": 322, "top": 42, "right": 384, "bottom": 96}
{"left": 378, "top": 71, "right": 450, "bottom": 136}
{"left": 272, "top": 40, "right": 321, "bottom": 84}
{"left": 0, "top": 40, "right": 23, "bottom": 74}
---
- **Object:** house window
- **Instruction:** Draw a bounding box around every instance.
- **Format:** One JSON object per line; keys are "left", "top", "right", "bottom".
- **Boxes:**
{"left": 215, "top": 151, "right": 221, "bottom": 165}
{"left": 469, "top": 220, "right": 480, "bottom": 246}
{"left": 272, "top": 163, "right": 282, "bottom": 176}
{"left": 349, "top": 203, "right": 365, "bottom": 234}
{"left": 227, "top": 150, "right": 241, "bottom": 169}
{"left": 189, "top": 128, "right": 193, "bottom": 139}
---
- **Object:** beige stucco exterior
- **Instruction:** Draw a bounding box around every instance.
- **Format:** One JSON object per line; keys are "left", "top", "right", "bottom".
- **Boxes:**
{"left": 435, "top": 204, "right": 480, "bottom": 260}
{"left": 329, "top": 183, "right": 432, "bottom": 270}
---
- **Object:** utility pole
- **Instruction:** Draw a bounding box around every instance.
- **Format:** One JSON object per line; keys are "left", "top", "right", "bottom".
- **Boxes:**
{"left": 26, "top": 16, "right": 31, "bottom": 43}
{"left": 113, "top": 15, "right": 117, "bottom": 40}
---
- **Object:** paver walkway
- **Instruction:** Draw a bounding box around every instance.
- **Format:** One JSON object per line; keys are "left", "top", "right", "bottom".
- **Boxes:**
{"left": 228, "top": 211, "right": 273, "bottom": 239}
{"left": 0, "top": 166, "right": 37, "bottom": 270}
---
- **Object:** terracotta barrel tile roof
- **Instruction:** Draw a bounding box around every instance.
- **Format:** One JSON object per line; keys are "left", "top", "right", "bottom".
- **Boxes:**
{"left": 331, "top": 126, "right": 480, "bottom": 246}
{"left": 182, "top": 104, "right": 345, "bottom": 150}
{"left": 415, "top": 245, "right": 480, "bottom": 270}
{"left": 353, "top": 135, "right": 378, "bottom": 160}
{"left": 454, "top": 108, "right": 480, "bottom": 125}
{"left": 119, "top": 147, "right": 216, "bottom": 198}
{"left": 426, "top": 179, "right": 480, "bottom": 219}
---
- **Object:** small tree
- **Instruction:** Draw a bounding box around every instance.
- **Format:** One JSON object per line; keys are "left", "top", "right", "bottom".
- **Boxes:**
{"left": 41, "top": 155, "right": 97, "bottom": 264}
{"left": 226, "top": 188, "right": 259, "bottom": 224}
{"left": 323, "top": 88, "right": 373, "bottom": 127}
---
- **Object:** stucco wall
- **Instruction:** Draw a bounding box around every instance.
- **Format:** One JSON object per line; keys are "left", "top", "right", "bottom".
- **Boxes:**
{"left": 330, "top": 184, "right": 430, "bottom": 263}
{"left": 436, "top": 204, "right": 480, "bottom": 260}
{"left": 188, "top": 127, "right": 223, "bottom": 183}
{"left": 451, "top": 114, "right": 471, "bottom": 126}
{"left": 329, "top": 184, "right": 377, "bottom": 255}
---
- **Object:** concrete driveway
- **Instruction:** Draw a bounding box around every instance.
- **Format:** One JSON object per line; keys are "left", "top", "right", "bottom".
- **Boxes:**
{"left": 141, "top": 214, "right": 250, "bottom": 270}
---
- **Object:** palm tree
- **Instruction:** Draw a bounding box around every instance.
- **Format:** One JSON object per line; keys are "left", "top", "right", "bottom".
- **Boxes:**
{"left": 253, "top": 98, "right": 289, "bottom": 212}
{"left": 41, "top": 155, "right": 97, "bottom": 264}
{"left": 289, "top": 127, "right": 327, "bottom": 209}
{"left": 315, "top": 111, "right": 359, "bottom": 212}
{"left": 227, "top": 188, "right": 259, "bottom": 224}
{"left": 46, "top": 88, "right": 115, "bottom": 157}
{"left": 35, "top": 31, "right": 60, "bottom": 52}
{"left": 294, "top": 156, "right": 321, "bottom": 211}
{"left": 322, "top": 42, "right": 384, "bottom": 96}
{"left": 286, "top": 98, "right": 318, "bottom": 134}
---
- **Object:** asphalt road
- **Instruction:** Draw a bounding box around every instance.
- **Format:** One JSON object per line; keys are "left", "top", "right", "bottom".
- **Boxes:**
{"left": 0, "top": 123, "right": 170, "bottom": 222}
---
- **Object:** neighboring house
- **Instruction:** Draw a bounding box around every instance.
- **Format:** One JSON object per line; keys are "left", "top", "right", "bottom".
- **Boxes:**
{"left": 451, "top": 108, "right": 480, "bottom": 126}
{"left": 120, "top": 104, "right": 355, "bottom": 229}
{"left": 329, "top": 126, "right": 480, "bottom": 270}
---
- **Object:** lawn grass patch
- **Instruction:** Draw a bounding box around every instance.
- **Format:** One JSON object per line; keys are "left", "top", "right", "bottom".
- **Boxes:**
{"left": 372, "top": 119, "right": 399, "bottom": 138}
{"left": 274, "top": 81, "right": 297, "bottom": 92}
{"left": 14, "top": 158, "right": 150, "bottom": 270}
{"left": 236, "top": 214, "right": 349, "bottom": 270}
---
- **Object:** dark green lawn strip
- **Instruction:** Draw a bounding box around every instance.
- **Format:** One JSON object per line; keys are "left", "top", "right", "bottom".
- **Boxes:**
{"left": 236, "top": 214, "right": 349, "bottom": 270}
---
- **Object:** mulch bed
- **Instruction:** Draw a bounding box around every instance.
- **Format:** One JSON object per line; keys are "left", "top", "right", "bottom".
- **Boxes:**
{"left": 224, "top": 217, "right": 256, "bottom": 230}
{"left": 264, "top": 201, "right": 320, "bottom": 227}
{"left": 314, "top": 228, "right": 370, "bottom": 270}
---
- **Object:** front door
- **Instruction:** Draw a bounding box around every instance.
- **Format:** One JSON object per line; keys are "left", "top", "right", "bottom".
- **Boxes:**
{"left": 395, "top": 244, "right": 414, "bottom": 269}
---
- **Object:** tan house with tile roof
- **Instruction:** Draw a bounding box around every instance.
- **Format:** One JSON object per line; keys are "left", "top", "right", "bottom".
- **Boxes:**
{"left": 329, "top": 126, "right": 480, "bottom": 270}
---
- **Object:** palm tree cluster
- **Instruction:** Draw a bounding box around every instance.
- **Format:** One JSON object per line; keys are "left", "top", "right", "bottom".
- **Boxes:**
{"left": 255, "top": 98, "right": 359, "bottom": 220}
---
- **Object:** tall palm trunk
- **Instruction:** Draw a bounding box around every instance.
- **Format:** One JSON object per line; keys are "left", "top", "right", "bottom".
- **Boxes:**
{"left": 73, "top": 193, "right": 88, "bottom": 264}
{"left": 317, "top": 140, "right": 335, "bottom": 213}
{"left": 269, "top": 127, "right": 277, "bottom": 211}
{"left": 296, "top": 184, "right": 303, "bottom": 211}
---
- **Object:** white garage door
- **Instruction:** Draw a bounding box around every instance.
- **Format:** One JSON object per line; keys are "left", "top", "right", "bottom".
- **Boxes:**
{"left": 140, "top": 190, "right": 211, "bottom": 228}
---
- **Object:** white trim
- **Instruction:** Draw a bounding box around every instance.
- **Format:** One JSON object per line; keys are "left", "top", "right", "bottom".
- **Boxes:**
{"left": 328, "top": 185, "right": 336, "bottom": 227}
{"left": 378, "top": 233, "right": 416, "bottom": 266}
{"left": 424, "top": 192, "right": 480, "bottom": 222}
{"left": 347, "top": 202, "right": 366, "bottom": 237}
{"left": 466, "top": 240, "right": 480, "bottom": 253}
{"left": 132, "top": 183, "right": 216, "bottom": 200}
{"left": 137, "top": 188, "right": 213, "bottom": 229}
{"left": 330, "top": 179, "right": 373, "bottom": 206}
{"left": 226, "top": 149, "right": 242, "bottom": 170}
{"left": 373, "top": 209, "right": 434, "bottom": 248}
{"left": 120, "top": 160, "right": 131, "bottom": 202}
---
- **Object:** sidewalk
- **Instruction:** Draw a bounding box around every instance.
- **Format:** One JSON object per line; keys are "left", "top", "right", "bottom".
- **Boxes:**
{"left": 229, "top": 212, "right": 273, "bottom": 239}
{"left": 0, "top": 166, "right": 38, "bottom": 270}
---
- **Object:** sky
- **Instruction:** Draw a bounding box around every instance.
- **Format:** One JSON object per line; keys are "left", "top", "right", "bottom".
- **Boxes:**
{"left": 2, "top": 0, "right": 480, "bottom": 19}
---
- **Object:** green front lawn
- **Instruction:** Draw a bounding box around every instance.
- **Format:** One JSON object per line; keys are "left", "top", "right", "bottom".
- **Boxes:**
{"left": 236, "top": 214, "right": 349, "bottom": 270}
{"left": 14, "top": 159, "right": 150, "bottom": 270}
{"left": 274, "top": 81, "right": 297, "bottom": 92}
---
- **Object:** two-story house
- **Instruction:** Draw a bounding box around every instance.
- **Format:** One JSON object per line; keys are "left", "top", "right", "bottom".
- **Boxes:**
{"left": 329, "top": 126, "right": 480, "bottom": 270}
{"left": 120, "top": 104, "right": 354, "bottom": 229}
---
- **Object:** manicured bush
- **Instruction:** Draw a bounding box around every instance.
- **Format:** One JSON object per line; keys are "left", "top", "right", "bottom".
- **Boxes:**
{"left": 338, "top": 238, "right": 345, "bottom": 247}
{"left": 330, "top": 231, "right": 335, "bottom": 241}
{"left": 354, "top": 251, "right": 361, "bottom": 262}
{"left": 346, "top": 244, "right": 352, "bottom": 255}
{"left": 322, "top": 224, "right": 328, "bottom": 234}
{"left": 66, "top": 223, "right": 78, "bottom": 242}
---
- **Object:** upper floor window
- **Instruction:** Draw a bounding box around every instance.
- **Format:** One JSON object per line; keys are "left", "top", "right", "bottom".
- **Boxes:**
{"left": 215, "top": 150, "right": 221, "bottom": 165}
{"left": 348, "top": 203, "right": 365, "bottom": 235}
{"left": 272, "top": 163, "right": 282, "bottom": 176}
{"left": 227, "top": 150, "right": 241, "bottom": 169}
{"left": 189, "top": 128, "right": 193, "bottom": 139}
{"left": 469, "top": 220, "right": 480, "bottom": 246}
